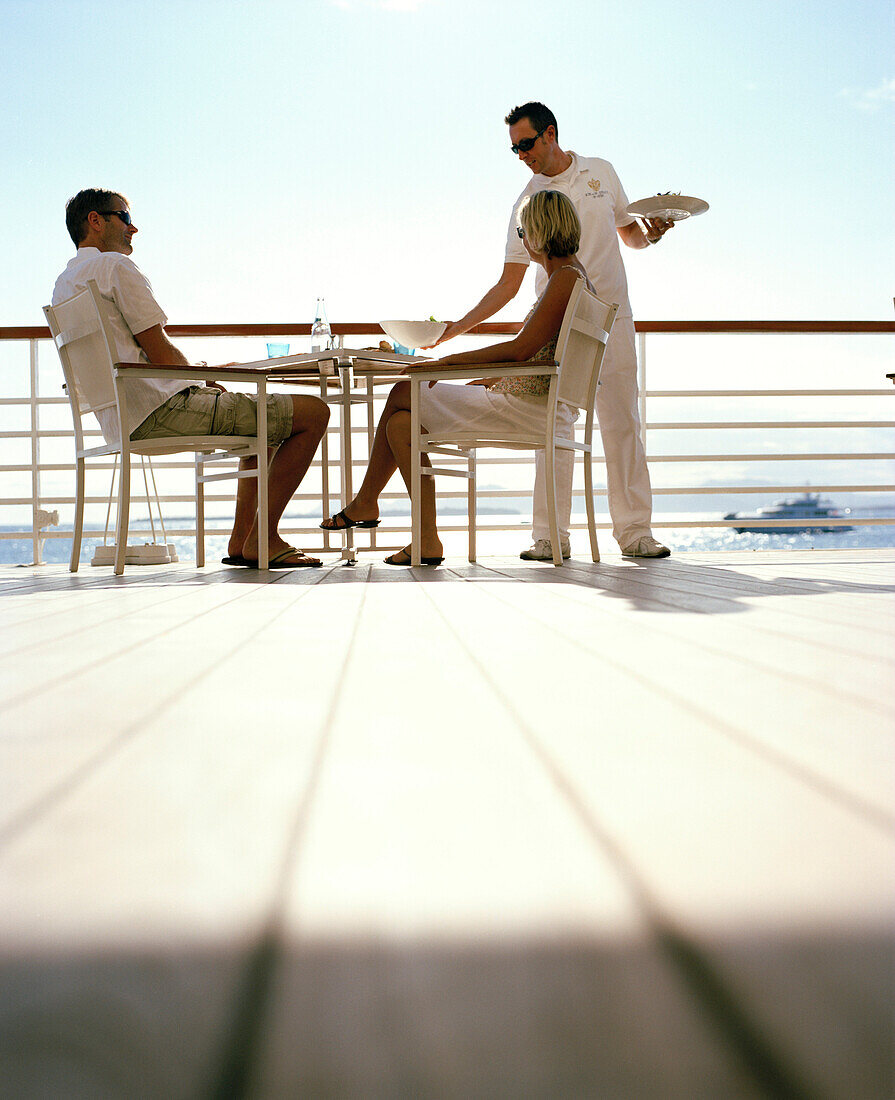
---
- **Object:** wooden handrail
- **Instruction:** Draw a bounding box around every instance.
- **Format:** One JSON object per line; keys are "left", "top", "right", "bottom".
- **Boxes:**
{"left": 2, "top": 320, "right": 894, "bottom": 340}
{"left": 634, "top": 321, "right": 895, "bottom": 334}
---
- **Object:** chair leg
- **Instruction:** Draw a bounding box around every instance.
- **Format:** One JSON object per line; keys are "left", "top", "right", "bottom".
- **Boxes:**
{"left": 411, "top": 464, "right": 422, "bottom": 567}
{"left": 114, "top": 449, "right": 131, "bottom": 576}
{"left": 545, "top": 446, "right": 563, "bottom": 566}
{"left": 468, "top": 451, "right": 476, "bottom": 562}
{"left": 583, "top": 447, "right": 600, "bottom": 563}
{"left": 340, "top": 381, "right": 356, "bottom": 564}
{"left": 70, "top": 456, "right": 86, "bottom": 572}
{"left": 410, "top": 384, "right": 422, "bottom": 567}
{"left": 257, "top": 442, "right": 269, "bottom": 571}
{"left": 195, "top": 454, "right": 205, "bottom": 568}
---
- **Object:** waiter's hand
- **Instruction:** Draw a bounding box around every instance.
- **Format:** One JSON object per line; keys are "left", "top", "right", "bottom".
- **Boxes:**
{"left": 424, "top": 321, "right": 462, "bottom": 348}
{"left": 640, "top": 216, "right": 674, "bottom": 244}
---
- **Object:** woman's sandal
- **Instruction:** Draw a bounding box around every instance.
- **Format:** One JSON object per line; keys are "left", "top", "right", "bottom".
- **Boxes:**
{"left": 320, "top": 508, "right": 380, "bottom": 531}
{"left": 383, "top": 548, "right": 444, "bottom": 567}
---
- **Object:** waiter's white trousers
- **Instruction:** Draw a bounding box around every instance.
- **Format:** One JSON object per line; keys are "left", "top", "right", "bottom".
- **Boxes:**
{"left": 532, "top": 314, "right": 654, "bottom": 548}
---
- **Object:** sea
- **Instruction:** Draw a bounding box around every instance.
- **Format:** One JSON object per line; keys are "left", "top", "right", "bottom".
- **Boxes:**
{"left": 4, "top": 504, "right": 894, "bottom": 567}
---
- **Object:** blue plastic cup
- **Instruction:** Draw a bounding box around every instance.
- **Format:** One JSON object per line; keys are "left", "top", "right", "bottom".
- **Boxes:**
{"left": 266, "top": 343, "right": 290, "bottom": 358}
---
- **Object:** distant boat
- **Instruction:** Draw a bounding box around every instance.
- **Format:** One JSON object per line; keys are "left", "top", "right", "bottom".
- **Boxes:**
{"left": 725, "top": 492, "right": 854, "bottom": 534}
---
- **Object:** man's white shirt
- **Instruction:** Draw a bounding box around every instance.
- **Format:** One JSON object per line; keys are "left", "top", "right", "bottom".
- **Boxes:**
{"left": 52, "top": 247, "right": 190, "bottom": 440}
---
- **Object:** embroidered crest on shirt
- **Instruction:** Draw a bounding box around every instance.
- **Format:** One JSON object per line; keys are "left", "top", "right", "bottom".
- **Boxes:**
{"left": 586, "top": 176, "right": 608, "bottom": 199}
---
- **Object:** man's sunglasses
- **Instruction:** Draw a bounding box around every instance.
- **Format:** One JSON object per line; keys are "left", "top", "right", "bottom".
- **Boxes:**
{"left": 99, "top": 210, "right": 133, "bottom": 225}
{"left": 510, "top": 127, "right": 546, "bottom": 155}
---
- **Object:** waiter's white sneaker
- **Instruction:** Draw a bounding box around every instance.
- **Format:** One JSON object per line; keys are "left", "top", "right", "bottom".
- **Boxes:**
{"left": 621, "top": 536, "right": 671, "bottom": 558}
{"left": 520, "top": 537, "right": 570, "bottom": 561}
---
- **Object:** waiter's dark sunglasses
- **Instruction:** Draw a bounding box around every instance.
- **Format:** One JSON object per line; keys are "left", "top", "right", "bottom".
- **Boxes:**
{"left": 510, "top": 128, "right": 546, "bottom": 155}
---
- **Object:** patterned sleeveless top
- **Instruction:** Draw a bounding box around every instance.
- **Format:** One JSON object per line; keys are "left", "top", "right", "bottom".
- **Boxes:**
{"left": 491, "top": 268, "right": 586, "bottom": 399}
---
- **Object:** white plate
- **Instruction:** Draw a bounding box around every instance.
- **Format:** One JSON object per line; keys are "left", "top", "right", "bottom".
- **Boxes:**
{"left": 626, "top": 194, "right": 709, "bottom": 221}
{"left": 380, "top": 319, "right": 447, "bottom": 348}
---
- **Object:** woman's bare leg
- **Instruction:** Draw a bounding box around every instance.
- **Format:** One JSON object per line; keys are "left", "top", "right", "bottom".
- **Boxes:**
{"left": 384, "top": 408, "right": 442, "bottom": 559}
{"left": 323, "top": 380, "right": 410, "bottom": 525}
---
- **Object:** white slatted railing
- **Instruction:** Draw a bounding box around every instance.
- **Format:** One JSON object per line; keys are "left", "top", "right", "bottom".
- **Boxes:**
{"left": 1, "top": 320, "right": 893, "bottom": 562}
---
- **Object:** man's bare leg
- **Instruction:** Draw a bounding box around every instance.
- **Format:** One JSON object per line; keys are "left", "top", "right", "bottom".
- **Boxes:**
{"left": 228, "top": 395, "right": 329, "bottom": 561}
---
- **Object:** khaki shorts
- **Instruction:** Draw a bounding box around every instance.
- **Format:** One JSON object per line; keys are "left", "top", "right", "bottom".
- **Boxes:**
{"left": 131, "top": 386, "right": 293, "bottom": 446}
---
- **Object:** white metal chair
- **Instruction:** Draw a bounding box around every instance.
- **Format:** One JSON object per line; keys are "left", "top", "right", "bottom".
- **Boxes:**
{"left": 44, "top": 279, "right": 270, "bottom": 574}
{"left": 408, "top": 281, "right": 618, "bottom": 566}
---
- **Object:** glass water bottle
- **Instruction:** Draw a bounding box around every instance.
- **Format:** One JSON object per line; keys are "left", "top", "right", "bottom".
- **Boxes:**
{"left": 310, "top": 297, "right": 331, "bottom": 352}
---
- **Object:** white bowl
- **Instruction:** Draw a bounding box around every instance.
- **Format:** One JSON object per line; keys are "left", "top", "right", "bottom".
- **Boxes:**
{"left": 380, "top": 319, "right": 447, "bottom": 348}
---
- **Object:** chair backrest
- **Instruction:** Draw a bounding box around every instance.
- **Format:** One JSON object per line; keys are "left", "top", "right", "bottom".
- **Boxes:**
{"left": 554, "top": 281, "right": 619, "bottom": 411}
{"left": 44, "top": 280, "right": 123, "bottom": 447}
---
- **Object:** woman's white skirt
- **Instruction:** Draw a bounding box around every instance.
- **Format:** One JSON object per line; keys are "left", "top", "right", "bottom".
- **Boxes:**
{"left": 417, "top": 381, "right": 577, "bottom": 437}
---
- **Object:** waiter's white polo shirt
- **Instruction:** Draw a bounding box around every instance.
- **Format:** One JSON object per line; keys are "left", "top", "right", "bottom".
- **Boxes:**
{"left": 504, "top": 152, "right": 634, "bottom": 317}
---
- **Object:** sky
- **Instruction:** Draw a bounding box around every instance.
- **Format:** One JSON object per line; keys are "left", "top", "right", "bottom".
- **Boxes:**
{"left": 1, "top": 0, "right": 893, "bottom": 329}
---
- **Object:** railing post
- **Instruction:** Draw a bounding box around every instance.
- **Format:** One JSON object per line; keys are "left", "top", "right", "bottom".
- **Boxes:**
{"left": 637, "top": 330, "right": 647, "bottom": 449}
{"left": 29, "top": 339, "right": 41, "bottom": 564}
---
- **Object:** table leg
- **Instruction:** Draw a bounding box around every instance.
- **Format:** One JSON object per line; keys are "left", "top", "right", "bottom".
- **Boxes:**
{"left": 257, "top": 380, "right": 269, "bottom": 570}
{"left": 340, "top": 365, "right": 355, "bottom": 563}
{"left": 319, "top": 373, "right": 331, "bottom": 554}
{"left": 366, "top": 377, "right": 376, "bottom": 553}
{"left": 410, "top": 379, "right": 421, "bottom": 567}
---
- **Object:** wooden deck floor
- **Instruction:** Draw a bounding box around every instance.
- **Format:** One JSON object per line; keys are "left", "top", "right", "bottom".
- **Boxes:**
{"left": 1, "top": 549, "right": 893, "bottom": 1098}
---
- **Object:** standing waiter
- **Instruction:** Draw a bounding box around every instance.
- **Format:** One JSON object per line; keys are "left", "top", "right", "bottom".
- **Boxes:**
{"left": 435, "top": 102, "right": 673, "bottom": 560}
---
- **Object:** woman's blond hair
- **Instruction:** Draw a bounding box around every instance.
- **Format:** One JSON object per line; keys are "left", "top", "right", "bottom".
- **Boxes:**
{"left": 518, "top": 190, "right": 581, "bottom": 258}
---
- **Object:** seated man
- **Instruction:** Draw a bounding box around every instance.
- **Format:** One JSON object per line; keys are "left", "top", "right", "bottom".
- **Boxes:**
{"left": 53, "top": 189, "right": 329, "bottom": 567}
